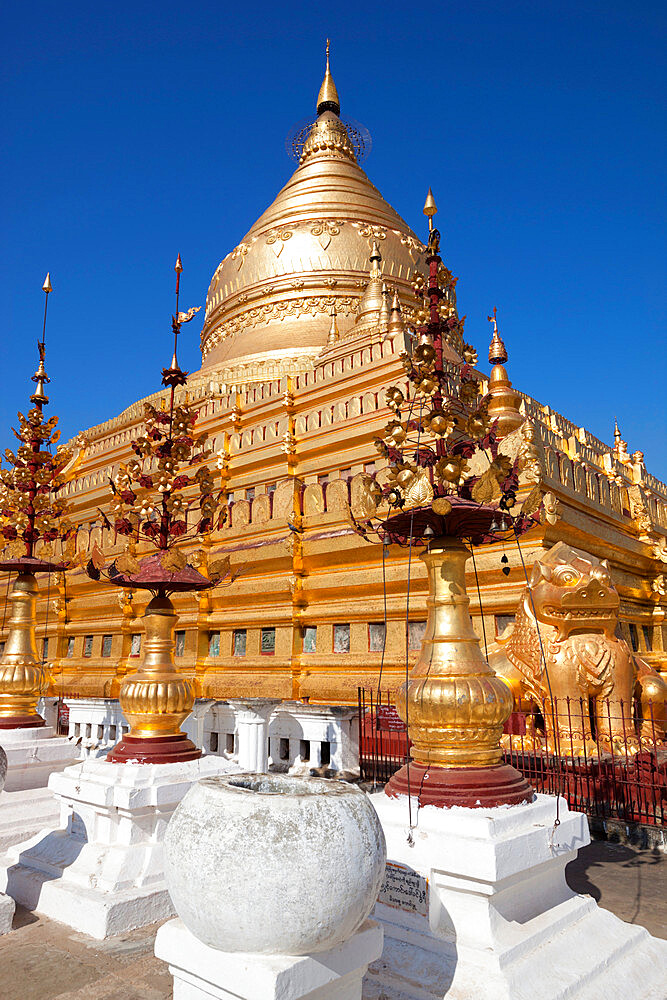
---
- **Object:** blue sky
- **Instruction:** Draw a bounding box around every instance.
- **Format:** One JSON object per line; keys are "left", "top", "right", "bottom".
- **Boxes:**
{"left": 3, "top": 1, "right": 665, "bottom": 478}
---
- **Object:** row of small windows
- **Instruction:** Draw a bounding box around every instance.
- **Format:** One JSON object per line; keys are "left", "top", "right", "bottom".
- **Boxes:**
{"left": 5, "top": 619, "right": 654, "bottom": 663}
{"left": 225, "top": 468, "right": 377, "bottom": 504}
{"left": 628, "top": 622, "right": 653, "bottom": 652}
{"left": 207, "top": 622, "right": 428, "bottom": 657}
{"left": 72, "top": 722, "right": 128, "bottom": 740}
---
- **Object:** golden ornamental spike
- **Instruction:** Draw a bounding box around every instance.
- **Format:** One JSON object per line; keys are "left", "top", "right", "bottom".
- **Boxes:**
{"left": 487, "top": 307, "right": 508, "bottom": 366}
{"left": 327, "top": 306, "right": 339, "bottom": 346}
{"left": 486, "top": 313, "right": 523, "bottom": 438}
{"left": 379, "top": 282, "right": 391, "bottom": 335}
{"left": 175, "top": 253, "right": 183, "bottom": 273}
{"left": 316, "top": 37, "right": 340, "bottom": 116}
{"left": 423, "top": 188, "right": 437, "bottom": 231}
{"left": 386, "top": 288, "right": 405, "bottom": 340}
{"left": 42, "top": 272, "right": 52, "bottom": 294}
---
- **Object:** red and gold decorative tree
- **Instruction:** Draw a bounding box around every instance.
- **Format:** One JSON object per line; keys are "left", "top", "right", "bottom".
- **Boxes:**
{"left": 87, "top": 257, "right": 232, "bottom": 764}
{"left": 354, "top": 195, "right": 541, "bottom": 807}
{"left": 0, "top": 275, "right": 72, "bottom": 728}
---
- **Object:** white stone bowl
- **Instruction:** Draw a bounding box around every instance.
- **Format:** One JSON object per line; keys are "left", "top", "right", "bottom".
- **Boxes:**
{"left": 164, "top": 772, "right": 386, "bottom": 955}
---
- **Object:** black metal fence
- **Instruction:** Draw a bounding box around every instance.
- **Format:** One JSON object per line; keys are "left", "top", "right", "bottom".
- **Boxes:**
{"left": 358, "top": 688, "right": 667, "bottom": 827}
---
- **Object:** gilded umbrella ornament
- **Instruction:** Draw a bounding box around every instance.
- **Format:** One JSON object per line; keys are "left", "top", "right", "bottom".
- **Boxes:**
{"left": 0, "top": 275, "right": 73, "bottom": 728}
{"left": 85, "top": 257, "right": 233, "bottom": 764}
{"left": 353, "top": 195, "right": 542, "bottom": 808}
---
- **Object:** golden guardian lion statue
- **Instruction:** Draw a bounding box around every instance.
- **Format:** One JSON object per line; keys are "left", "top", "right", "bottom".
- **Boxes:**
{"left": 489, "top": 542, "right": 666, "bottom": 755}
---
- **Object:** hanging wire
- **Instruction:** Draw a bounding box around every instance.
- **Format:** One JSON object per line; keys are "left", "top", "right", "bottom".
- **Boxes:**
{"left": 375, "top": 537, "right": 389, "bottom": 703}
{"left": 468, "top": 541, "right": 488, "bottom": 660}
{"left": 512, "top": 526, "right": 562, "bottom": 827}
{"left": 61, "top": 573, "right": 69, "bottom": 710}
{"left": 0, "top": 572, "right": 11, "bottom": 637}
{"left": 403, "top": 393, "right": 423, "bottom": 842}
{"left": 404, "top": 504, "right": 416, "bottom": 842}
{"left": 39, "top": 571, "right": 52, "bottom": 701}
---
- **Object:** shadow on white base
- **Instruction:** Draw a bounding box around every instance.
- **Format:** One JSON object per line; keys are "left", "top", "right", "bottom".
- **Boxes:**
{"left": 364, "top": 792, "right": 667, "bottom": 1000}
{"left": 155, "top": 917, "right": 383, "bottom": 1000}
{"left": 0, "top": 754, "right": 240, "bottom": 939}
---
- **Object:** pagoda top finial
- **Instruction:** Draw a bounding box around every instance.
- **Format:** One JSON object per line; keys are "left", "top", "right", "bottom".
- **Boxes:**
{"left": 30, "top": 272, "right": 53, "bottom": 409}
{"left": 423, "top": 188, "right": 437, "bottom": 232}
{"left": 485, "top": 308, "right": 523, "bottom": 437}
{"left": 487, "top": 307, "right": 508, "bottom": 365}
{"left": 613, "top": 416, "right": 621, "bottom": 447}
{"left": 316, "top": 38, "right": 340, "bottom": 116}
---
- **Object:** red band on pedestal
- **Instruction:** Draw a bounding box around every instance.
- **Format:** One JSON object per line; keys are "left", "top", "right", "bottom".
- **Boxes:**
{"left": 0, "top": 714, "right": 46, "bottom": 730}
{"left": 385, "top": 762, "right": 533, "bottom": 808}
{"left": 106, "top": 732, "right": 201, "bottom": 764}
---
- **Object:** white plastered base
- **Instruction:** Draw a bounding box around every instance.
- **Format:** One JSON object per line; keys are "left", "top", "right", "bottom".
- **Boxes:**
{"left": 0, "top": 753, "right": 239, "bottom": 939}
{"left": 0, "top": 726, "right": 79, "bottom": 792}
{"left": 364, "top": 792, "right": 667, "bottom": 1000}
{"left": 155, "top": 917, "right": 384, "bottom": 1000}
{"left": 0, "top": 785, "right": 62, "bottom": 853}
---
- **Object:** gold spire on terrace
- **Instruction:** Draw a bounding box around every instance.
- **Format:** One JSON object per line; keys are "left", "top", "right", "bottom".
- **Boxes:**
{"left": 486, "top": 308, "right": 523, "bottom": 437}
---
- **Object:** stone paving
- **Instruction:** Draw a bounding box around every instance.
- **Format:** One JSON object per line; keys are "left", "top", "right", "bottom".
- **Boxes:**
{"left": 0, "top": 840, "right": 664, "bottom": 1000}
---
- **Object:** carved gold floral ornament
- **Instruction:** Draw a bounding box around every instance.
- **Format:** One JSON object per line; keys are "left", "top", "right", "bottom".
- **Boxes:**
{"left": 265, "top": 229, "right": 294, "bottom": 257}
{"left": 311, "top": 220, "right": 343, "bottom": 250}
{"left": 231, "top": 243, "right": 250, "bottom": 270}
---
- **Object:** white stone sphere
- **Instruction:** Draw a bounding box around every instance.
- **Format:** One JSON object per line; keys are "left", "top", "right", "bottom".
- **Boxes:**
{"left": 164, "top": 773, "right": 386, "bottom": 955}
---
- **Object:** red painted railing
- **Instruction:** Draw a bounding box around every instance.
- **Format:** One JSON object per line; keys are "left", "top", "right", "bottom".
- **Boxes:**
{"left": 358, "top": 688, "right": 667, "bottom": 827}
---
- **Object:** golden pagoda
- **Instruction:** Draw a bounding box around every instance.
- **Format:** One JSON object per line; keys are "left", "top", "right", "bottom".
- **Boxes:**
{"left": 7, "top": 47, "right": 665, "bottom": 768}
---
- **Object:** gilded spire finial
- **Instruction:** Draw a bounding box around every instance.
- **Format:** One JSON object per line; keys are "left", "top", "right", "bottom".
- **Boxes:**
{"left": 327, "top": 306, "right": 339, "bottom": 346}
{"left": 30, "top": 272, "right": 53, "bottom": 409}
{"left": 369, "top": 240, "right": 382, "bottom": 275}
{"left": 486, "top": 309, "right": 523, "bottom": 437}
{"left": 379, "top": 282, "right": 391, "bottom": 335}
{"left": 487, "top": 307, "right": 508, "bottom": 365}
{"left": 423, "top": 188, "right": 437, "bottom": 232}
{"left": 316, "top": 38, "right": 340, "bottom": 116}
{"left": 387, "top": 288, "right": 405, "bottom": 339}
{"left": 614, "top": 417, "right": 621, "bottom": 447}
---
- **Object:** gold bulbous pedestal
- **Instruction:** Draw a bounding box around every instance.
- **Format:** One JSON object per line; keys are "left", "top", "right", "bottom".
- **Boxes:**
{"left": 107, "top": 595, "right": 200, "bottom": 764}
{"left": 385, "top": 538, "right": 533, "bottom": 807}
{"left": 0, "top": 574, "right": 49, "bottom": 730}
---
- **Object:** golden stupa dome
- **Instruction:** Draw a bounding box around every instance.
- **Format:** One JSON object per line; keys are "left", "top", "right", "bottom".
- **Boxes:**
{"left": 200, "top": 47, "right": 426, "bottom": 375}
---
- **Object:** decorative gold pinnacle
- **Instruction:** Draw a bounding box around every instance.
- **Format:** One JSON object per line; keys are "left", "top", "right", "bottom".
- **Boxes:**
{"left": 327, "top": 307, "right": 339, "bottom": 345}
{"left": 317, "top": 38, "right": 341, "bottom": 116}
{"left": 387, "top": 289, "right": 405, "bottom": 339}
{"left": 42, "top": 273, "right": 52, "bottom": 294}
{"left": 379, "top": 282, "right": 391, "bottom": 335}
{"left": 486, "top": 310, "right": 523, "bottom": 438}
{"left": 423, "top": 188, "right": 437, "bottom": 231}
{"left": 487, "top": 307, "right": 508, "bottom": 365}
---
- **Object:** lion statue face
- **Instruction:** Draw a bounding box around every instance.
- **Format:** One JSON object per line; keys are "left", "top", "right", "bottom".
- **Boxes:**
{"left": 529, "top": 542, "right": 619, "bottom": 640}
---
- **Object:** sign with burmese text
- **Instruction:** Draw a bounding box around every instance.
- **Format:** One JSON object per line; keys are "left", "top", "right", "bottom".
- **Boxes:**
{"left": 375, "top": 705, "right": 406, "bottom": 732}
{"left": 378, "top": 862, "right": 428, "bottom": 916}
